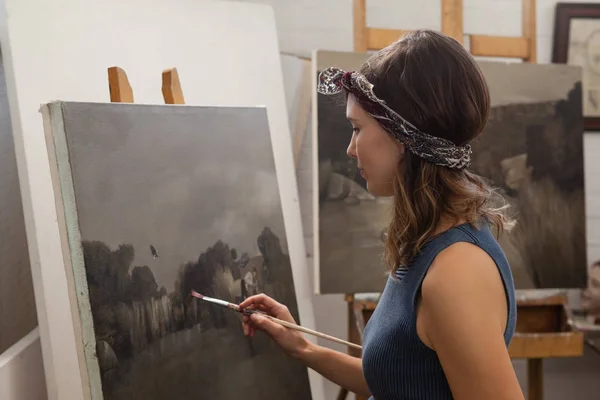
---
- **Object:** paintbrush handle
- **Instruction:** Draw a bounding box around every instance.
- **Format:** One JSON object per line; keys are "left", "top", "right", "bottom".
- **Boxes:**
{"left": 263, "top": 314, "right": 363, "bottom": 351}
{"left": 190, "top": 291, "right": 362, "bottom": 351}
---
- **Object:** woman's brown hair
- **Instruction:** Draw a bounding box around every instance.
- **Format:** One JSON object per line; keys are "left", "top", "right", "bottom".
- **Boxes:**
{"left": 359, "top": 29, "right": 514, "bottom": 271}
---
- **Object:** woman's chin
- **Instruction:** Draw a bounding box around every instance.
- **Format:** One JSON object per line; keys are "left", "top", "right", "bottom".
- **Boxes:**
{"left": 365, "top": 181, "right": 393, "bottom": 197}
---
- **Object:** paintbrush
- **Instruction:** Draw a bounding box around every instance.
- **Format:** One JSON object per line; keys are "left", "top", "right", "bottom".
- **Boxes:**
{"left": 190, "top": 290, "right": 362, "bottom": 350}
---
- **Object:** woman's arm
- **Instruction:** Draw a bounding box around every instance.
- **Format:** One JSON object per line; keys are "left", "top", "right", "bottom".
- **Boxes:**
{"left": 419, "top": 242, "right": 525, "bottom": 400}
{"left": 241, "top": 294, "right": 371, "bottom": 398}
{"left": 294, "top": 341, "right": 371, "bottom": 397}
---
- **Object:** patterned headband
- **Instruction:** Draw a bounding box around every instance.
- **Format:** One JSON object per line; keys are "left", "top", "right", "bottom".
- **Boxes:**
{"left": 316, "top": 67, "right": 472, "bottom": 170}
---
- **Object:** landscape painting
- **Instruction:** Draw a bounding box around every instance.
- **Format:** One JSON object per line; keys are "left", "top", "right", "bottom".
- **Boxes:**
{"left": 313, "top": 50, "right": 587, "bottom": 294}
{"left": 42, "top": 102, "right": 312, "bottom": 399}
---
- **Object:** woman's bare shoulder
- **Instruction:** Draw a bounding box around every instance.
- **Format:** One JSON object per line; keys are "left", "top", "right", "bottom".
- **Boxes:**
{"left": 420, "top": 241, "right": 508, "bottom": 331}
{"left": 418, "top": 242, "right": 522, "bottom": 399}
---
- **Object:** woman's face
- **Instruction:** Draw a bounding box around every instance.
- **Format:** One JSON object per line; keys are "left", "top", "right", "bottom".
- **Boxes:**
{"left": 345, "top": 94, "right": 404, "bottom": 197}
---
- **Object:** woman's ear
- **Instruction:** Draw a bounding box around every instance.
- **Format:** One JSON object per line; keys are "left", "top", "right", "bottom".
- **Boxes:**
{"left": 397, "top": 142, "right": 406, "bottom": 162}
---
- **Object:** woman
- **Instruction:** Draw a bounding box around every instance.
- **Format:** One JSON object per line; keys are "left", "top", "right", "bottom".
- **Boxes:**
{"left": 240, "top": 29, "right": 524, "bottom": 400}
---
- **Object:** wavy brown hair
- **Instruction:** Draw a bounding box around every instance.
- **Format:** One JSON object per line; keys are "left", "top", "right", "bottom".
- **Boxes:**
{"left": 358, "top": 29, "right": 514, "bottom": 272}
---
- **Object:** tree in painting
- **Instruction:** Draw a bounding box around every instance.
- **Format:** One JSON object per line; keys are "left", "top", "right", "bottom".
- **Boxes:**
{"left": 85, "top": 227, "right": 309, "bottom": 400}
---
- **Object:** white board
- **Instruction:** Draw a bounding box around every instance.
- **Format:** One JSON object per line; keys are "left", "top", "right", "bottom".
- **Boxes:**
{"left": 0, "top": 1, "right": 319, "bottom": 399}
{"left": 0, "top": 328, "right": 47, "bottom": 400}
{"left": 0, "top": 48, "right": 36, "bottom": 354}
{"left": 280, "top": 53, "right": 312, "bottom": 167}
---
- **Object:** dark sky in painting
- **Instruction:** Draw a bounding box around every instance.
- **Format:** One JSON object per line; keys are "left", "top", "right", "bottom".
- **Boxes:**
{"left": 478, "top": 60, "right": 581, "bottom": 106}
{"left": 59, "top": 103, "right": 287, "bottom": 291}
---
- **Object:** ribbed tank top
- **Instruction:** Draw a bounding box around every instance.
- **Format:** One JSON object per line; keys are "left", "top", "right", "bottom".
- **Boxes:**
{"left": 361, "top": 220, "right": 517, "bottom": 400}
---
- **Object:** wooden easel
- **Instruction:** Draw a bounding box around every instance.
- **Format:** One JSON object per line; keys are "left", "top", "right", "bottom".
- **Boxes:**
{"left": 340, "top": 1, "right": 583, "bottom": 400}
{"left": 107, "top": 66, "right": 185, "bottom": 105}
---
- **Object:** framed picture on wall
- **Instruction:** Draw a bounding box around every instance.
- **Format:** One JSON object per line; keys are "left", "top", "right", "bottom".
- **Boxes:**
{"left": 553, "top": 3, "right": 600, "bottom": 131}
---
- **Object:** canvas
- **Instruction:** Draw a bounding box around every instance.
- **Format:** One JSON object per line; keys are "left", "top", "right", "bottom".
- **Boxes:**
{"left": 42, "top": 101, "right": 312, "bottom": 400}
{"left": 313, "top": 50, "right": 587, "bottom": 294}
{"left": 0, "top": 50, "right": 36, "bottom": 354}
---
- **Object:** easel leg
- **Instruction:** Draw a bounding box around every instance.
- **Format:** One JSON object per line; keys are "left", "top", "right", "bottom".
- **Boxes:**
{"left": 107, "top": 66, "right": 185, "bottom": 106}
{"left": 336, "top": 388, "right": 349, "bottom": 400}
{"left": 107, "top": 66, "right": 134, "bottom": 103}
{"left": 336, "top": 295, "right": 366, "bottom": 400}
{"left": 162, "top": 68, "right": 185, "bottom": 104}
{"left": 527, "top": 358, "right": 543, "bottom": 400}
{"left": 347, "top": 297, "right": 366, "bottom": 400}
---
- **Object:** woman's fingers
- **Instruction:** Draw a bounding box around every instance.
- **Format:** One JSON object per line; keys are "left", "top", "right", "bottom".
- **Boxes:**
{"left": 239, "top": 293, "right": 282, "bottom": 312}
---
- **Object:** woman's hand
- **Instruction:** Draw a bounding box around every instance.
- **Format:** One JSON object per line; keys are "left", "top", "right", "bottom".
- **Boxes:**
{"left": 241, "top": 294, "right": 371, "bottom": 397}
{"left": 240, "top": 293, "right": 310, "bottom": 359}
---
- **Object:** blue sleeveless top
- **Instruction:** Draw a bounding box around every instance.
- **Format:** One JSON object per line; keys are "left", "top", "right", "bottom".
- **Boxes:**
{"left": 361, "top": 220, "right": 517, "bottom": 400}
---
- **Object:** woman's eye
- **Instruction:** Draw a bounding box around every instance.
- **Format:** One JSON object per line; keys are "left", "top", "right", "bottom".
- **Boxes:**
{"left": 352, "top": 127, "right": 360, "bottom": 134}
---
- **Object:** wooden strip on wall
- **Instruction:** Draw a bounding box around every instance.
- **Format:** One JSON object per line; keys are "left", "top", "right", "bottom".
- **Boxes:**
{"left": 353, "top": 0, "right": 368, "bottom": 52}
{"left": 469, "top": 35, "right": 530, "bottom": 59}
{"left": 522, "top": 0, "right": 536, "bottom": 62}
{"left": 367, "top": 28, "right": 410, "bottom": 51}
{"left": 442, "top": 0, "right": 463, "bottom": 44}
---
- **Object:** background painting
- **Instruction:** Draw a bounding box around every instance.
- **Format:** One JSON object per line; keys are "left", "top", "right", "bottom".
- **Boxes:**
{"left": 47, "top": 102, "right": 312, "bottom": 399}
{"left": 313, "top": 50, "right": 587, "bottom": 294}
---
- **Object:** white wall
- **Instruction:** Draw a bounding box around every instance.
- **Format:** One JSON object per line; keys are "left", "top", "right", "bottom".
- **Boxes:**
{"left": 233, "top": 0, "right": 600, "bottom": 398}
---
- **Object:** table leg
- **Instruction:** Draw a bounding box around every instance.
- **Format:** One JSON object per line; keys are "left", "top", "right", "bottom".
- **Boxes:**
{"left": 527, "top": 358, "right": 543, "bottom": 400}
{"left": 336, "top": 388, "right": 349, "bottom": 400}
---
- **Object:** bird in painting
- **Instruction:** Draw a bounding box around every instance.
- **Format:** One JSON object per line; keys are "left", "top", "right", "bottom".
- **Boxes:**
{"left": 150, "top": 245, "right": 159, "bottom": 259}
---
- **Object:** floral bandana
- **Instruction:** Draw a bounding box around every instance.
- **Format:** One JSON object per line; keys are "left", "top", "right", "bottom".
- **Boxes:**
{"left": 316, "top": 67, "right": 472, "bottom": 170}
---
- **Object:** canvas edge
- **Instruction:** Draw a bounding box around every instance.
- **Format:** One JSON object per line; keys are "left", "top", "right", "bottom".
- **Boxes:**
{"left": 310, "top": 49, "right": 321, "bottom": 295}
{"left": 41, "top": 101, "right": 102, "bottom": 399}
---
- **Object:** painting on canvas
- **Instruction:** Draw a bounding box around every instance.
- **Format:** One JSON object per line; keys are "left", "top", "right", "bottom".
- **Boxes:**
{"left": 42, "top": 101, "right": 312, "bottom": 399}
{"left": 473, "top": 61, "right": 586, "bottom": 289}
{"left": 313, "top": 50, "right": 586, "bottom": 294}
{"left": 0, "top": 50, "right": 36, "bottom": 354}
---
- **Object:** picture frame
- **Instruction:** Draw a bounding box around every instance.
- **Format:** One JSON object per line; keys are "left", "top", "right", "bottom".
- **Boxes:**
{"left": 552, "top": 3, "right": 600, "bottom": 131}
